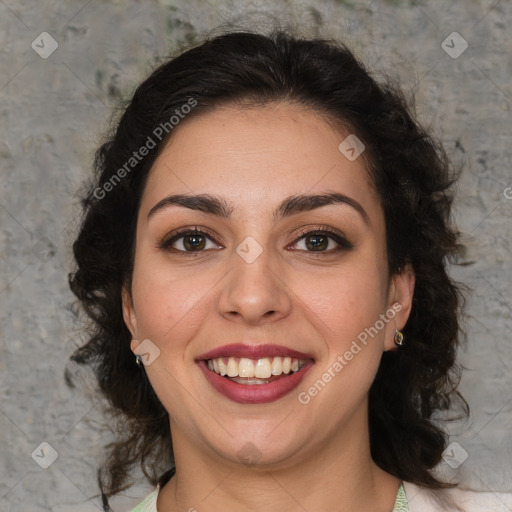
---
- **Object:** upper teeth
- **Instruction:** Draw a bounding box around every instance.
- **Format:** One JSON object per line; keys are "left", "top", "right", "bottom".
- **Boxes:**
{"left": 207, "top": 356, "right": 305, "bottom": 378}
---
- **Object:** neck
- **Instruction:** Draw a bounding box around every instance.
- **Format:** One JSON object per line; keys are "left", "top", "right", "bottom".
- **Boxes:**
{"left": 157, "top": 407, "right": 400, "bottom": 512}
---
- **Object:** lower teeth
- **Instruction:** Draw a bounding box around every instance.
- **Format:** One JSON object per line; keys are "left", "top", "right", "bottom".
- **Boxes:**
{"left": 229, "top": 377, "right": 271, "bottom": 385}
{"left": 223, "top": 370, "right": 299, "bottom": 385}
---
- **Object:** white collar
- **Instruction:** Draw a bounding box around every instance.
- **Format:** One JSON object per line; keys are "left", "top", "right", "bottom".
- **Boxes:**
{"left": 403, "top": 480, "right": 512, "bottom": 512}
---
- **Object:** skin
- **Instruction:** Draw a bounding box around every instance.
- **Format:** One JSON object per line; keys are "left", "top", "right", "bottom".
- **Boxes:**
{"left": 122, "top": 102, "right": 415, "bottom": 512}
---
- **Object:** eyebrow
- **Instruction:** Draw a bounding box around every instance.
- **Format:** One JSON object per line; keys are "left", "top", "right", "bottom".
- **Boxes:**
{"left": 147, "top": 192, "right": 369, "bottom": 225}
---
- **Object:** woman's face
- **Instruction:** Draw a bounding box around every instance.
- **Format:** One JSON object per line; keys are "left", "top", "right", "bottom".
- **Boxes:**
{"left": 122, "top": 102, "right": 414, "bottom": 468}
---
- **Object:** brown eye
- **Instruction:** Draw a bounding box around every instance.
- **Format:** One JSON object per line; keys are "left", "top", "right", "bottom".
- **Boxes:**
{"left": 181, "top": 233, "right": 207, "bottom": 251}
{"left": 304, "top": 233, "right": 329, "bottom": 251}
{"left": 291, "top": 229, "right": 354, "bottom": 253}
{"left": 159, "top": 229, "right": 222, "bottom": 253}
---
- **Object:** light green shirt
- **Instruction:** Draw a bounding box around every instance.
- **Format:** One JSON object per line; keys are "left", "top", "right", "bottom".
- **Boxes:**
{"left": 131, "top": 482, "right": 409, "bottom": 511}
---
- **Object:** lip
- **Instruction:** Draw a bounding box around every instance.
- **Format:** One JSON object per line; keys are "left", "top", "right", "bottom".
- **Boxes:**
{"left": 198, "top": 359, "right": 314, "bottom": 404}
{"left": 196, "top": 343, "right": 314, "bottom": 361}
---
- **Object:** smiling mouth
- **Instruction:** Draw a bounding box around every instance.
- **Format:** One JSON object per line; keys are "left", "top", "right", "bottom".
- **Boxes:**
{"left": 206, "top": 356, "right": 310, "bottom": 385}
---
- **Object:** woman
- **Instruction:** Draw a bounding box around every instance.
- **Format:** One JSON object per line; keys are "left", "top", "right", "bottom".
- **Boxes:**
{"left": 68, "top": 30, "right": 512, "bottom": 511}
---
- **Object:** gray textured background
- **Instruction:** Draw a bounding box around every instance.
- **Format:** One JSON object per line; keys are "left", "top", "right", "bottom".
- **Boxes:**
{"left": 0, "top": 0, "right": 511, "bottom": 510}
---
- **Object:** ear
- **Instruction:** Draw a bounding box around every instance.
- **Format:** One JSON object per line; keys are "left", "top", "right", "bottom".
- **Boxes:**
{"left": 384, "top": 263, "right": 415, "bottom": 351}
{"left": 121, "top": 284, "right": 138, "bottom": 339}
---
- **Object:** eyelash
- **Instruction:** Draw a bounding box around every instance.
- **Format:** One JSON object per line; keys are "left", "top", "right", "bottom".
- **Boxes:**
{"left": 158, "top": 226, "right": 354, "bottom": 256}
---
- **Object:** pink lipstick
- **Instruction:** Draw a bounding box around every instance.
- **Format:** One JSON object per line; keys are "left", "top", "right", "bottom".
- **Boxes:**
{"left": 197, "top": 344, "right": 314, "bottom": 404}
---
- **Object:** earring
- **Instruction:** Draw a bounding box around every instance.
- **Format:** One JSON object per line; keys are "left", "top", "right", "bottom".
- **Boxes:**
{"left": 135, "top": 354, "right": 143, "bottom": 367}
{"left": 394, "top": 329, "right": 404, "bottom": 347}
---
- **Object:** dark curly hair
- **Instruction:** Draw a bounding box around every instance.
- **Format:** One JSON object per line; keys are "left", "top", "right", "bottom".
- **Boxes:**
{"left": 68, "top": 28, "right": 469, "bottom": 507}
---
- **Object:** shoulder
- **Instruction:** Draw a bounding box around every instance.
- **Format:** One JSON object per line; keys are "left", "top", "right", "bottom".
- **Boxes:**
{"left": 126, "top": 481, "right": 512, "bottom": 512}
{"left": 130, "top": 487, "right": 159, "bottom": 512}
{"left": 403, "top": 480, "right": 512, "bottom": 512}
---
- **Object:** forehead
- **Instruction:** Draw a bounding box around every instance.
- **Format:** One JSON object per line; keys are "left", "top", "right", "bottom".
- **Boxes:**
{"left": 140, "top": 102, "right": 381, "bottom": 221}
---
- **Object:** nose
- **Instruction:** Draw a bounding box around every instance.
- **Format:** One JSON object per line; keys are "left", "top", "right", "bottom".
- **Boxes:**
{"left": 218, "top": 245, "right": 293, "bottom": 326}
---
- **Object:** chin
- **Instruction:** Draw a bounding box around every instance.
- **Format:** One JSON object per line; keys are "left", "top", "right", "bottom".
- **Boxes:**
{"left": 204, "top": 425, "right": 308, "bottom": 469}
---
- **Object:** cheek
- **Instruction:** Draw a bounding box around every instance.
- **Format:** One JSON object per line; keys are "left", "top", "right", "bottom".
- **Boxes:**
{"left": 293, "top": 265, "right": 389, "bottom": 347}
{"left": 291, "top": 268, "right": 390, "bottom": 428}
{"left": 130, "top": 259, "right": 215, "bottom": 348}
